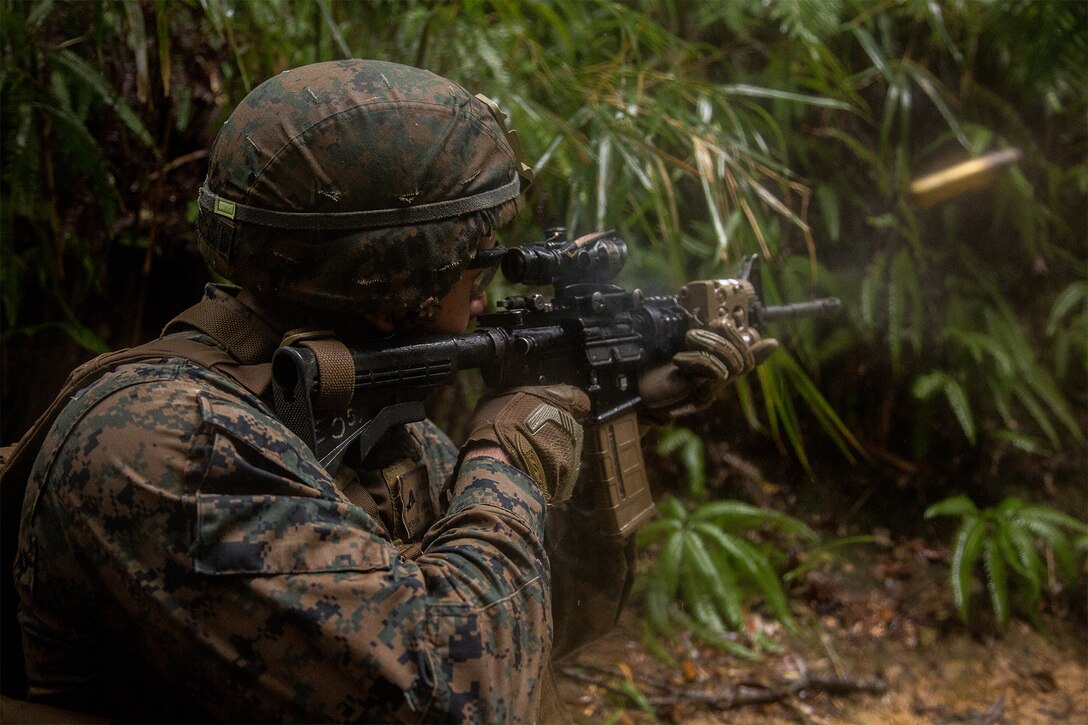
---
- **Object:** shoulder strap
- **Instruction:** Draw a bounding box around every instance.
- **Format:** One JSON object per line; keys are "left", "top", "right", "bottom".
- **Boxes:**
{"left": 1, "top": 293, "right": 281, "bottom": 698}
{"left": 161, "top": 289, "right": 281, "bottom": 395}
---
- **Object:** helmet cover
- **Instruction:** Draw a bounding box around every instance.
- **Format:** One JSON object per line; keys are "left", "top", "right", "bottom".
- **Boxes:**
{"left": 197, "top": 59, "right": 526, "bottom": 319}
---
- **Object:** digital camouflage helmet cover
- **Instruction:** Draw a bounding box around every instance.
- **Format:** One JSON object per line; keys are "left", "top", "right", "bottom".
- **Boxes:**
{"left": 197, "top": 59, "right": 532, "bottom": 321}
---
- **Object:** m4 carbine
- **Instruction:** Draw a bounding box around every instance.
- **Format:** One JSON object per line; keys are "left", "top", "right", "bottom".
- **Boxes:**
{"left": 272, "top": 231, "right": 839, "bottom": 539}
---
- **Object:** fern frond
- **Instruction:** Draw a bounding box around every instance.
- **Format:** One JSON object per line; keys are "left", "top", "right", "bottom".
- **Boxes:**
{"left": 680, "top": 562, "right": 727, "bottom": 633}
{"left": 942, "top": 328, "right": 1014, "bottom": 376}
{"left": 924, "top": 495, "right": 978, "bottom": 519}
{"left": 656, "top": 530, "right": 685, "bottom": 601}
{"left": 684, "top": 529, "right": 744, "bottom": 630}
{"left": 50, "top": 49, "right": 156, "bottom": 152}
{"left": 1010, "top": 387, "right": 1060, "bottom": 450}
{"left": 940, "top": 376, "right": 976, "bottom": 445}
{"left": 669, "top": 606, "right": 761, "bottom": 660}
{"left": 1018, "top": 519, "right": 1077, "bottom": 584}
{"left": 655, "top": 427, "right": 706, "bottom": 499}
{"left": 1046, "top": 281, "right": 1087, "bottom": 336}
{"left": 635, "top": 517, "right": 681, "bottom": 548}
{"left": 640, "top": 620, "right": 678, "bottom": 668}
{"left": 704, "top": 534, "right": 745, "bottom": 630}
{"left": 1003, "top": 523, "right": 1044, "bottom": 608}
{"left": 950, "top": 516, "right": 986, "bottom": 621}
{"left": 694, "top": 522, "right": 794, "bottom": 631}
{"left": 643, "top": 579, "right": 674, "bottom": 639}
{"left": 994, "top": 429, "right": 1047, "bottom": 455}
{"left": 1015, "top": 506, "right": 1088, "bottom": 536}
{"left": 983, "top": 537, "right": 1010, "bottom": 626}
{"left": 690, "top": 499, "right": 817, "bottom": 540}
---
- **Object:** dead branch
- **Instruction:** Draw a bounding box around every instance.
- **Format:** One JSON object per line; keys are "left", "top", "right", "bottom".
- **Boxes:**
{"left": 559, "top": 662, "right": 886, "bottom": 713}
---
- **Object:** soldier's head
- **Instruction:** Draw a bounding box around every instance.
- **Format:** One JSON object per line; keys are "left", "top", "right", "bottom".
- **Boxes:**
{"left": 196, "top": 59, "right": 532, "bottom": 336}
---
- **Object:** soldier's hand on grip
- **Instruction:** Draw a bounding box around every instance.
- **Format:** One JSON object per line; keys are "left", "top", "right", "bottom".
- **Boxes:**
{"left": 465, "top": 385, "right": 590, "bottom": 505}
{"left": 640, "top": 319, "right": 778, "bottom": 421}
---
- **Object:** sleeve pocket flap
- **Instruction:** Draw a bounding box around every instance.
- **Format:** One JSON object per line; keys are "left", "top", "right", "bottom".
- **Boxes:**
{"left": 194, "top": 493, "right": 392, "bottom": 575}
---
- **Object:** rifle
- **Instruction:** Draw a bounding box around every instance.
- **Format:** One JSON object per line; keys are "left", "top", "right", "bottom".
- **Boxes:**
{"left": 271, "top": 231, "right": 840, "bottom": 539}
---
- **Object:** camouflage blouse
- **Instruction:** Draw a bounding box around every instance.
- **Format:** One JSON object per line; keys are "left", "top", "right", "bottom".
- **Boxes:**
{"left": 14, "top": 350, "right": 551, "bottom": 722}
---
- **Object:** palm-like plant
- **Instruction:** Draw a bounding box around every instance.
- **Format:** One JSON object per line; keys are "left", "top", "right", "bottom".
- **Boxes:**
{"left": 925, "top": 495, "right": 1088, "bottom": 628}
{"left": 1, "top": 0, "right": 159, "bottom": 353}
{"left": 637, "top": 496, "right": 817, "bottom": 658}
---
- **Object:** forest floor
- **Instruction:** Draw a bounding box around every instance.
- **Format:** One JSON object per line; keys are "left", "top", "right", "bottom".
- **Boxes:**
{"left": 554, "top": 534, "right": 1087, "bottom": 724}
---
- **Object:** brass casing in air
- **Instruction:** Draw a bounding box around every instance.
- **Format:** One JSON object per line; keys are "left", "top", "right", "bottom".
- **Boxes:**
{"left": 909, "top": 148, "right": 1022, "bottom": 208}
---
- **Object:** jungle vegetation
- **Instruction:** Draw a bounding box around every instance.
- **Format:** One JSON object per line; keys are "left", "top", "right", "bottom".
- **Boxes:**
{"left": 2, "top": 0, "right": 1085, "bottom": 636}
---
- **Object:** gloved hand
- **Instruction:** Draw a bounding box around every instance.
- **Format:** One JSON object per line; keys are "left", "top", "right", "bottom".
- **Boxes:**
{"left": 640, "top": 320, "right": 778, "bottom": 421}
{"left": 464, "top": 385, "right": 591, "bottom": 505}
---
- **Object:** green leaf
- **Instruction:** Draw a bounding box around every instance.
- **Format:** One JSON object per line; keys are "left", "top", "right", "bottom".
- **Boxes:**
{"left": 994, "top": 429, "right": 1047, "bottom": 456}
{"left": 924, "top": 495, "right": 978, "bottom": 519}
{"left": 57, "top": 321, "right": 109, "bottom": 355}
{"left": 27, "top": 0, "right": 55, "bottom": 28}
{"left": 656, "top": 427, "right": 706, "bottom": 499}
{"left": 612, "top": 676, "right": 659, "bottom": 723}
{"left": 983, "top": 537, "right": 1010, "bottom": 626}
{"left": 643, "top": 580, "right": 674, "bottom": 639}
{"left": 691, "top": 499, "right": 818, "bottom": 541}
{"left": 904, "top": 60, "right": 969, "bottom": 150}
{"left": 659, "top": 496, "right": 686, "bottom": 522}
{"left": 950, "top": 516, "right": 986, "bottom": 621}
{"left": 912, "top": 371, "right": 946, "bottom": 400}
{"left": 1027, "top": 520, "right": 1079, "bottom": 583}
{"left": 636, "top": 518, "right": 681, "bottom": 548}
{"left": 689, "top": 499, "right": 769, "bottom": 526}
{"left": 784, "top": 535, "right": 876, "bottom": 582}
{"left": 704, "top": 535, "right": 745, "bottom": 631}
{"left": 941, "top": 377, "right": 976, "bottom": 445}
{"left": 722, "top": 84, "right": 848, "bottom": 111}
{"left": 1015, "top": 506, "right": 1088, "bottom": 537}
{"left": 1046, "top": 282, "right": 1087, "bottom": 336}
{"left": 1004, "top": 524, "right": 1043, "bottom": 609}
{"left": 694, "top": 522, "right": 794, "bottom": 630}
{"left": 679, "top": 559, "right": 727, "bottom": 633}
{"left": 51, "top": 49, "right": 157, "bottom": 152}
{"left": 669, "top": 607, "right": 761, "bottom": 660}
{"left": 684, "top": 527, "right": 744, "bottom": 630}
{"left": 656, "top": 530, "right": 685, "bottom": 600}
{"left": 860, "top": 251, "right": 890, "bottom": 336}
{"left": 640, "top": 620, "right": 678, "bottom": 669}
{"left": 909, "top": 372, "right": 979, "bottom": 439}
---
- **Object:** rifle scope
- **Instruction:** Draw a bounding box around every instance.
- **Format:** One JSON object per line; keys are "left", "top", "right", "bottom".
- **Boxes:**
{"left": 501, "top": 233, "right": 627, "bottom": 286}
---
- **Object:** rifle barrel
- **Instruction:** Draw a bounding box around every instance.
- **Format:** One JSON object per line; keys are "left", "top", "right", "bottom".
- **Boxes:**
{"left": 761, "top": 297, "right": 841, "bottom": 323}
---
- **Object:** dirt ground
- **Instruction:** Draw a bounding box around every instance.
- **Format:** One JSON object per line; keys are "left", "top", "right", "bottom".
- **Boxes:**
{"left": 555, "top": 536, "right": 1088, "bottom": 724}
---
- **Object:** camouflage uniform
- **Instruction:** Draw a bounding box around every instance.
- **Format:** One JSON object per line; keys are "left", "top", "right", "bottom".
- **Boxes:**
{"left": 14, "top": 286, "right": 552, "bottom": 722}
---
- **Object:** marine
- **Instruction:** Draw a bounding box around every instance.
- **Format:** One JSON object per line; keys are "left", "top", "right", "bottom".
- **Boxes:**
{"left": 5, "top": 59, "right": 773, "bottom": 722}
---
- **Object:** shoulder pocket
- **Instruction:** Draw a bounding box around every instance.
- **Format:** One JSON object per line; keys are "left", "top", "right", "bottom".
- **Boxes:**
{"left": 192, "top": 395, "right": 391, "bottom": 575}
{"left": 196, "top": 394, "right": 333, "bottom": 498}
{"left": 193, "top": 492, "right": 391, "bottom": 575}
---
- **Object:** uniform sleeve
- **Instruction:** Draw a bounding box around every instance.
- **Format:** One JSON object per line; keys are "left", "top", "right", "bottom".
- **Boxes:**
{"left": 18, "top": 363, "right": 550, "bottom": 723}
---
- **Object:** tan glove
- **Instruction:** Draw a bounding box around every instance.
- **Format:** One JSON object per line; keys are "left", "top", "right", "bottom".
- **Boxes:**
{"left": 464, "top": 385, "right": 591, "bottom": 505}
{"left": 640, "top": 320, "right": 778, "bottom": 421}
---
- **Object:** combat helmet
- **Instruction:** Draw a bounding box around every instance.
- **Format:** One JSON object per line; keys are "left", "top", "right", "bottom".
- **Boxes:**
{"left": 197, "top": 59, "right": 532, "bottom": 321}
